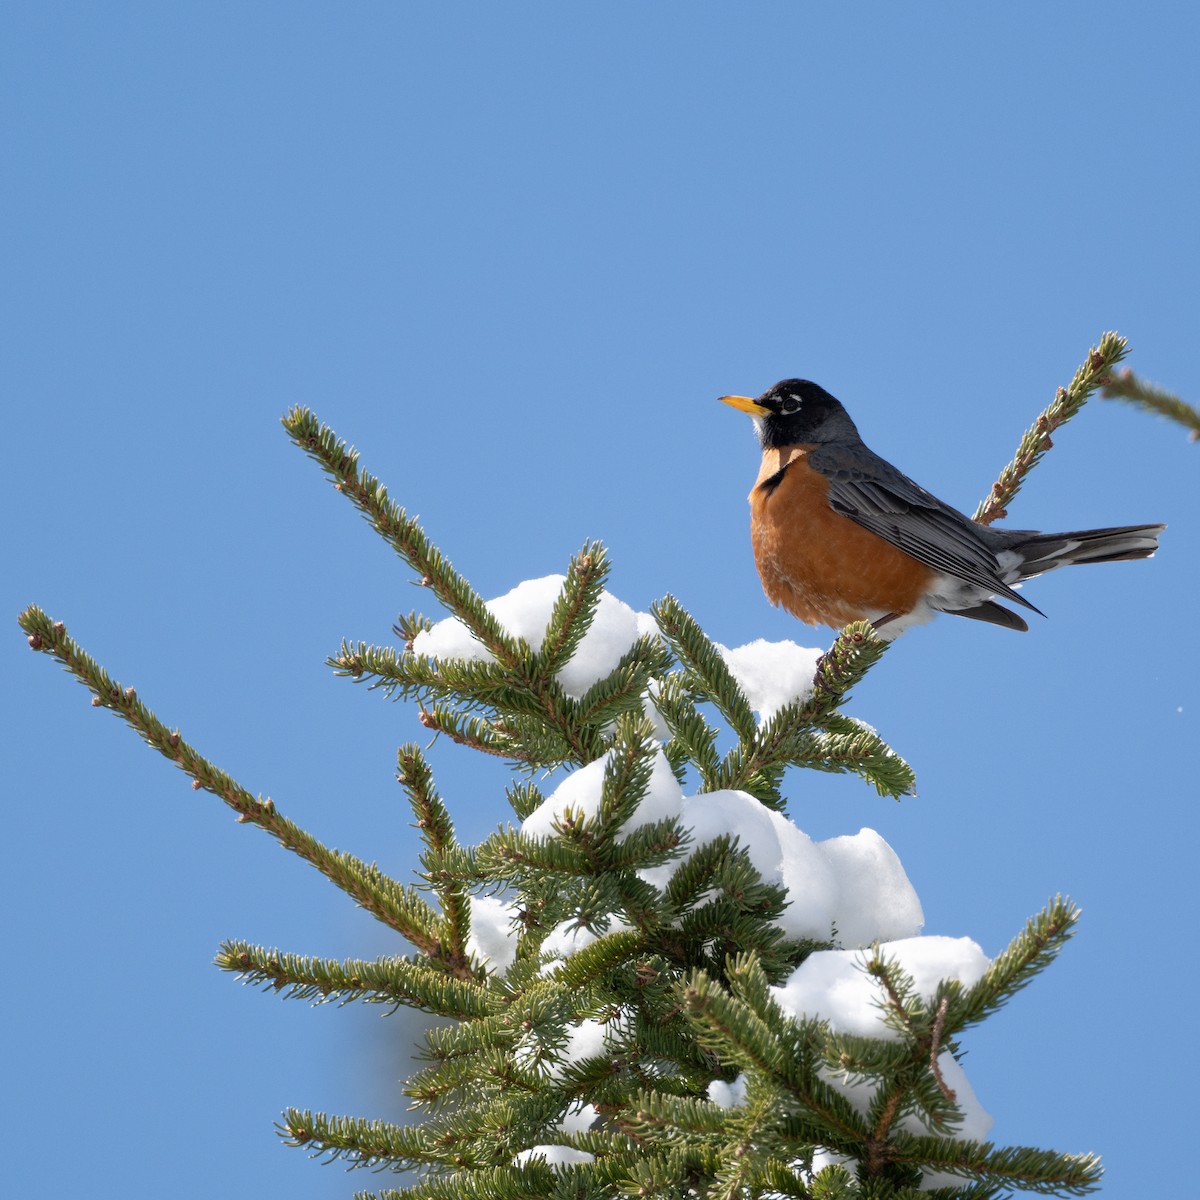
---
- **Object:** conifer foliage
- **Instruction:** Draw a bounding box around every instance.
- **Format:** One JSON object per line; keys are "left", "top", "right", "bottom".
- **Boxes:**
{"left": 20, "top": 338, "right": 1145, "bottom": 1198}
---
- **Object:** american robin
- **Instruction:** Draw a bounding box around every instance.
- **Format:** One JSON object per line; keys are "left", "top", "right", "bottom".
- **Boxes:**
{"left": 720, "top": 379, "right": 1165, "bottom": 637}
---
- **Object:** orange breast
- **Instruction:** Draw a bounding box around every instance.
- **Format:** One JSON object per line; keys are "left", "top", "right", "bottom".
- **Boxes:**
{"left": 749, "top": 445, "right": 936, "bottom": 627}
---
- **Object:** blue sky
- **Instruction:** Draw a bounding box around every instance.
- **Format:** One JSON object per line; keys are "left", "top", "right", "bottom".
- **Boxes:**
{"left": 4, "top": 5, "right": 1197, "bottom": 1196}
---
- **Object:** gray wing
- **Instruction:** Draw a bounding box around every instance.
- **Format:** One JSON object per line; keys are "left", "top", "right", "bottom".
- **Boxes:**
{"left": 807, "top": 442, "right": 1041, "bottom": 614}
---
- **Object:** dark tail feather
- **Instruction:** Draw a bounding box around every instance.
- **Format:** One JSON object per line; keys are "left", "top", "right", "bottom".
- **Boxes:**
{"left": 950, "top": 600, "right": 1030, "bottom": 632}
{"left": 1008, "top": 524, "right": 1165, "bottom": 580}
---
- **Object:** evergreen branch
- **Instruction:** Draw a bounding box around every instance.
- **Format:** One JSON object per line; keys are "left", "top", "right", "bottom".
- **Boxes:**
{"left": 680, "top": 969, "right": 786, "bottom": 1077}
{"left": 955, "top": 896, "right": 1080, "bottom": 1031}
{"left": 336, "top": 641, "right": 632, "bottom": 770}
{"left": 399, "top": 744, "right": 455, "bottom": 855}
{"left": 417, "top": 705, "right": 576, "bottom": 765}
{"left": 663, "top": 835, "right": 742, "bottom": 913}
{"left": 17, "top": 607, "right": 464, "bottom": 973}
{"left": 973, "top": 331, "right": 1129, "bottom": 525}
{"left": 770, "top": 714, "right": 914, "bottom": 799}
{"left": 673, "top": 870, "right": 789, "bottom": 947}
{"left": 757, "top": 1156, "right": 820, "bottom": 1198}
{"left": 216, "top": 941, "right": 491, "bottom": 1018}
{"left": 486, "top": 710, "right": 609, "bottom": 768}
{"left": 660, "top": 740, "right": 708, "bottom": 794}
{"left": 819, "top": 1029, "right": 919, "bottom": 1083}
{"left": 281, "top": 406, "right": 522, "bottom": 666}
{"left": 414, "top": 1017, "right": 529, "bottom": 1071}
{"left": 657, "top": 840, "right": 814, "bottom": 983}
{"left": 393, "top": 609, "right": 434, "bottom": 650}
{"left": 419, "top": 706, "right": 522, "bottom": 758}
{"left": 674, "top": 899, "right": 776, "bottom": 955}
{"left": 707, "top": 1093, "right": 787, "bottom": 1200}
{"left": 853, "top": 955, "right": 967, "bottom": 1140}
{"left": 1102, "top": 367, "right": 1200, "bottom": 440}
{"left": 600, "top": 817, "right": 688, "bottom": 875}
{"left": 628, "top": 1016, "right": 733, "bottom": 1087}
{"left": 596, "top": 717, "right": 658, "bottom": 842}
{"left": 421, "top": 844, "right": 490, "bottom": 891}
{"left": 863, "top": 952, "right": 930, "bottom": 1044}
{"left": 724, "top": 951, "right": 790, "bottom": 1027}
{"left": 403, "top": 1057, "right": 490, "bottom": 1112}
{"left": 624, "top": 1088, "right": 733, "bottom": 1139}
{"left": 714, "top": 623, "right": 906, "bottom": 804}
{"left": 887, "top": 1133, "right": 1103, "bottom": 1195}
{"left": 480, "top": 813, "right": 682, "bottom": 896}
{"left": 735, "top": 1022, "right": 884, "bottom": 1152}
{"left": 361, "top": 1129, "right": 659, "bottom": 1200}
{"left": 573, "top": 636, "right": 673, "bottom": 727}
{"left": 808, "top": 622, "right": 891, "bottom": 718}
{"left": 476, "top": 826, "right": 611, "bottom": 879}
{"left": 652, "top": 596, "right": 758, "bottom": 741}
{"left": 281, "top": 1108, "right": 466, "bottom": 1171}
{"left": 504, "top": 780, "right": 546, "bottom": 822}
{"left": 652, "top": 674, "right": 722, "bottom": 788}
{"left": 673, "top": 908, "right": 793, "bottom": 985}
{"left": 333, "top": 568, "right": 666, "bottom": 774}
{"left": 547, "top": 929, "right": 648, "bottom": 988}
{"left": 617, "top": 1146, "right": 725, "bottom": 1199}
{"left": 399, "top": 744, "right": 472, "bottom": 965}
{"left": 367, "top": 1095, "right": 578, "bottom": 1175}
{"left": 535, "top": 542, "right": 609, "bottom": 677}
{"left": 334, "top": 643, "right": 555, "bottom": 721}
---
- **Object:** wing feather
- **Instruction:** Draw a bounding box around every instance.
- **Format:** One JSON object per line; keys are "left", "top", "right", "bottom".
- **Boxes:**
{"left": 807, "top": 443, "right": 1041, "bottom": 613}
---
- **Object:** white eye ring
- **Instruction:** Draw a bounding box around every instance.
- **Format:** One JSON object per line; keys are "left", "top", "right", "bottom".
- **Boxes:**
{"left": 780, "top": 395, "right": 800, "bottom": 414}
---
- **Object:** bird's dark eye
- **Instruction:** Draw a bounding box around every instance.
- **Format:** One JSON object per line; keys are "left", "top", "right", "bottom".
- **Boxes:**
{"left": 780, "top": 394, "right": 801, "bottom": 414}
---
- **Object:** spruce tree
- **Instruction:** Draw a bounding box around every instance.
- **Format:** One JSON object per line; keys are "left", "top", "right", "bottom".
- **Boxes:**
{"left": 21, "top": 332, "right": 1177, "bottom": 1199}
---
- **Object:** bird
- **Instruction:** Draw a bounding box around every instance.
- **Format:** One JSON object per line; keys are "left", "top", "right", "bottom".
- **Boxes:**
{"left": 719, "top": 379, "right": 1165, "bottom": 638}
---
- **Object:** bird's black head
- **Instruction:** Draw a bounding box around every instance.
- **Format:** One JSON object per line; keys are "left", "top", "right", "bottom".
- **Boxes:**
{"left": 719, "top": 379, "right": 859, "bottom": 448}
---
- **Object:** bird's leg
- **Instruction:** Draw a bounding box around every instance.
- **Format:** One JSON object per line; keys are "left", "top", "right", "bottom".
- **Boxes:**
{"left": 871, "top": 612, "right": 901, "bottom": 633}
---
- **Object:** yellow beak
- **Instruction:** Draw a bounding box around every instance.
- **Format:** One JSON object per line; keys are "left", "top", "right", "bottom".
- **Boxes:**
{"left": 719, "top": 394, "right": 769, "bottom": 416}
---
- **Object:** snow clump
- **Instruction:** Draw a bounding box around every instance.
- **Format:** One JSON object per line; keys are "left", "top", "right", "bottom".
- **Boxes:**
{"left": 717, "top": 637, "right": 823, "bottom": 720}
{"left": 773, "top": 935, "right": 996, "bottom": 1171}
{"left": 521, "top": 744, "right": 683, "bottom": 842}
{"left": 412, "top": 575, "right": 656, "bottom": 699}
{"left": 465, "top": 894, "right": 520, "bottom": 975}
{"left": 513, "top": 1145, "right": 596, "bottom": 1169}
{"left": 520, "top": 760, "right": 922, "bottom": 952}
{"left": 707, "top": 1075, "right": 748, "bottom": 1109}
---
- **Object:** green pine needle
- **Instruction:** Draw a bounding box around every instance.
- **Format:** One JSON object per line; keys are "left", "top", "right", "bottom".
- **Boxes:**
{"left": 217, "top": 941, "right": 490, "bottom": 1017}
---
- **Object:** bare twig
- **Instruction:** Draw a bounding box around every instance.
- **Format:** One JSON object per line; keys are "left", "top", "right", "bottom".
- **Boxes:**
{"left": 930, "top": 997, "right": 957, "bottom": 1102}
{"left": 974, "top": 332, "right": 1129, "bottom": 525}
